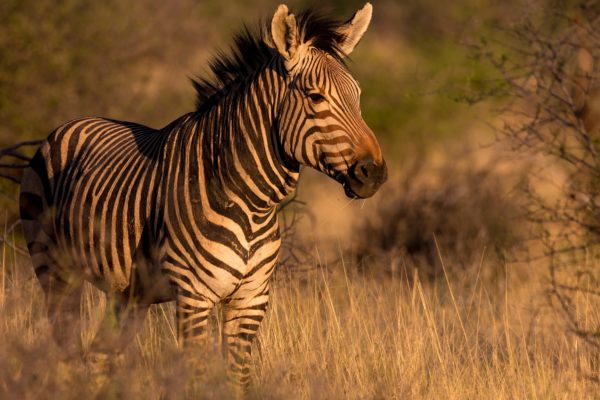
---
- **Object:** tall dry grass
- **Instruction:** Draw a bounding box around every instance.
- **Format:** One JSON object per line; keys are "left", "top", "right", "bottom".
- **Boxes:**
{"left": 0, "top": 232, "right": 598, "bottom": 399}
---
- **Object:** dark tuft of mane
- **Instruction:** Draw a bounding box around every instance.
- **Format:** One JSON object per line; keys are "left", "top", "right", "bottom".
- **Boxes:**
{"left": 191, "top": 8, "right": 347, "bottom": 113}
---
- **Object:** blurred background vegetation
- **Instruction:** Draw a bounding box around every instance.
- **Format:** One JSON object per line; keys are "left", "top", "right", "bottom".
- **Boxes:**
{"left": 1, "top": 0, "right": 598, "bottom": 278}
{"left": 0, "top": 0, "right": 515, "bottom": 145}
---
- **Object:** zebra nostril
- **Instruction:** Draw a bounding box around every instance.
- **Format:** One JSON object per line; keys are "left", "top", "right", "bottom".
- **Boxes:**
{"left": 360, "top": 164, "right": 369, "bottom": 178}
{"left": 352, "top": 156, "right": 386, "bottom": 185}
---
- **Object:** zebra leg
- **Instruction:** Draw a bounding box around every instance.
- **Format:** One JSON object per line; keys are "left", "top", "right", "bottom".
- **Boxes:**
{"left": 37, "top": 266, "right": 84, "bottom": 357}
{"left": 21, "top": 184, "right": 84, "bottom": 355}
{"left": 176, "top": 288, "right": 214, "bottom": 348}
{"left": 222, "top": 282, "right": 270, "bottom": 389}
{"left": 176, "top": 288, "right": 214, "bottom": 347}
{"left": 176, "top": 288, "right": 215, "bottom": 376}
{"left": 89, "top": 293, "right": 149, "bottom": 356}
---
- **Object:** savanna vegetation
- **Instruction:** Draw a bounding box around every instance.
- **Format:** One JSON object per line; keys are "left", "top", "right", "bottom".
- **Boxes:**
{"left": 1, "top": 0, "right": 600, "bottom": 398}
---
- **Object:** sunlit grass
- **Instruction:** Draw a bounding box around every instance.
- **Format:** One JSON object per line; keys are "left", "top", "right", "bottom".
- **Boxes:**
{"left": 0, "top": 236, "right": 597, "bottom": 399}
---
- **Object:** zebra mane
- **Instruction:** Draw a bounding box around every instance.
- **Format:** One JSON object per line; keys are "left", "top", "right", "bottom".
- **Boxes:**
{"left": 191, "top": 7, "right": 347, "bottom": 113}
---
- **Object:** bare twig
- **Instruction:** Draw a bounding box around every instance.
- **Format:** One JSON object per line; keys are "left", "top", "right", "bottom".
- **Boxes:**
{"left": 0, "top": 139, "right": 42, "bottom": 185}
{"left": 0, "top": 220, "right": 28, "bottom": 257}
{"left": 476, "top": 4, "right": 600, "bottom": 348}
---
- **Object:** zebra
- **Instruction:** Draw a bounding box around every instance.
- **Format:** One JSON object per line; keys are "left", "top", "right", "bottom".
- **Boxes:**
{"left": 19, "top": 2, "right": 386, "bottom": 388}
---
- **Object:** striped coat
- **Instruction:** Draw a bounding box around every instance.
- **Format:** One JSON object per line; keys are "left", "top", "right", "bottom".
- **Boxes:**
{"left": 20, "top": 3, "right": 386, "bottom": 388}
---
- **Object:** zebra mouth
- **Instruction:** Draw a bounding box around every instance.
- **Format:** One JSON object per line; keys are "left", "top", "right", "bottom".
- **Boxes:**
{"left": 334, "top": 171, "right": 371, "bottom": 199}
{"left": 332, "top": 159, "right": 387, "bottom": 199}
{"left": 342, "top": 181, "right": 361, "bottom": 199}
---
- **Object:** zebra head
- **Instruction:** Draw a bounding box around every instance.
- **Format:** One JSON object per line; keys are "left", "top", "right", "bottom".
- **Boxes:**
{"left": 270, "top": 3, "right": 387, "bottom": 199}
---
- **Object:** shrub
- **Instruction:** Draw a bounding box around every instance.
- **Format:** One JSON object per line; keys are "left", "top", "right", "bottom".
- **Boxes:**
{"left": 351, "top": 153, "right": 522, "bottom": 281}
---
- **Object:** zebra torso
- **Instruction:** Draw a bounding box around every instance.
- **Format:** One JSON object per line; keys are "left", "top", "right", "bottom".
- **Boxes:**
{"left": 22, "top": 84, "right": 297, "bottom": 302}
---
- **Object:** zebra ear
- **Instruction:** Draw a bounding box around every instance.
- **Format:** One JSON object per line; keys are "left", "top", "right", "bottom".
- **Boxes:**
{"left": 270, "top": 4, "right": 301, "bottom": 63}
{"left": 336, "top": 3, "right": 373, "bottom": 56}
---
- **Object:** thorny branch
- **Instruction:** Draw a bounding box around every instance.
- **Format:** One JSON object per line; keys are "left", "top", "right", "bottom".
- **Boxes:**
{"left": 276, "top": 185, "right": 318, "bottom": 276}
{"left": 0, "top": 220, "right": 28, "bottom": 257}
{"left": 0, "top": 139, "right": 42, "bottom": 184}
{"left": 477, "top": 6, "right": 600, "bottom": 347}
{"left": 0, "top": 140, "right": 42, "bottom": 256}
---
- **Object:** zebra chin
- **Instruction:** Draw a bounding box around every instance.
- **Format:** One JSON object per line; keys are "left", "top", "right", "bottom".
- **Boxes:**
{"left": 336, "top": 157, "right": 387, "bottom": 199}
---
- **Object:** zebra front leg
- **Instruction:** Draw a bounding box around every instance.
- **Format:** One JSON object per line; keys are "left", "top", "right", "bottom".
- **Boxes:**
{"left": 176, "top": 288, "right": 216, "bottom": 377}
{"left": 222, "top": 282, "right": 270, "bottom": 390}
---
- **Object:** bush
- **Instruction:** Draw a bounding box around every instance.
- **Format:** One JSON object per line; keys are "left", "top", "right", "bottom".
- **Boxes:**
{"left": 352, "top": 152, "right": 522, "bottom": 281}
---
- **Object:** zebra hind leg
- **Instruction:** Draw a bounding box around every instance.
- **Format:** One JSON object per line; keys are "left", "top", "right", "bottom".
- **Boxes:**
{"left": 36, "top": 264, "right": 84, "bottom": 358}
{"left": 20, "top": 159, "right": 85, "bottom": 356}
{"left": 88, "top": 292, "right": 149, "bottom": 359}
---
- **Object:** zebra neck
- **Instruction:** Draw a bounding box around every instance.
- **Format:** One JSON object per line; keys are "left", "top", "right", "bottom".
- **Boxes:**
{"left": 196, "top": 65, "right": 299, "bottom": 213}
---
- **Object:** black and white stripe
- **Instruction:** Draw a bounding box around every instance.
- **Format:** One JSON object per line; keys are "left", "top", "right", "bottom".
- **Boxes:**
{"left": 19, "top": 3, "right": 385, "bottom": 389}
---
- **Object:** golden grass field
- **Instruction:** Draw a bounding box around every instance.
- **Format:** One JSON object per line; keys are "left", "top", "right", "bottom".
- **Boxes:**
{"left": 0, "top": 230, "right": 598, "bottom": 399}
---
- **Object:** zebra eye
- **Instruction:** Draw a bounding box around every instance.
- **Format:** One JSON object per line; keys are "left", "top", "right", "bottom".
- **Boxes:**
{"left": 308, "top": 92, "right": 326, "bottom": 104}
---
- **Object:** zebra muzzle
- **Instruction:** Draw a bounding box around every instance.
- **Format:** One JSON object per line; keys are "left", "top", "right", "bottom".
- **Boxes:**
{"left": 340, "top": 157, "right": 387, "bottom": 199}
